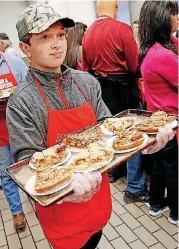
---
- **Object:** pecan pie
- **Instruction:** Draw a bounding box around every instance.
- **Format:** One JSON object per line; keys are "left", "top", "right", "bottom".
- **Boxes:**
{"left": 113, "top": 129, "right": 144, "bottom": 151}
{"left": 34, "top": 167, "right": 73, "bottom": 193}
{"left": 62, "top": 126, "right": 104, "bottom": 149}
{"left": 135, "top": 111, "right": 177, "bottom": 133}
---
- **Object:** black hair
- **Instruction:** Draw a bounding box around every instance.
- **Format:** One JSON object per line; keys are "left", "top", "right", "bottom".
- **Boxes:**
{"left": 139, "top": 0, "right": 178, "bottom": 64}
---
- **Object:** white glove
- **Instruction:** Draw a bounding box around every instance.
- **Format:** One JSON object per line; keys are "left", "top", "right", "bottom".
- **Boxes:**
{"left": 56, "top": 172, "right": 102, "bottom": 204}
{"left": 142, "top": 127, "right": 175, "bottom": 154}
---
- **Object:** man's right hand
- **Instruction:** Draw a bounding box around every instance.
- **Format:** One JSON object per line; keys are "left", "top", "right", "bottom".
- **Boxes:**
{"left": 56, "top": 172, "right": 102, "bottom": 204}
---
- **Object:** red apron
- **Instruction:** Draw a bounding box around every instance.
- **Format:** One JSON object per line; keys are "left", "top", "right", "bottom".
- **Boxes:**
{"left": 0, "top": 54, "right": 18, "bottom": 147}
{"left": 32, "top": 72, "right": 112, "bottom": 249}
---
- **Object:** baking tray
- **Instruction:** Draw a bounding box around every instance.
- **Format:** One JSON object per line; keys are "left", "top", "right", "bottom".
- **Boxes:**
{"left": 0, "top": 97, "right": 8, "bottom": 104}
{"left": 6, "top": 109, "right": 178, "bottom": 206}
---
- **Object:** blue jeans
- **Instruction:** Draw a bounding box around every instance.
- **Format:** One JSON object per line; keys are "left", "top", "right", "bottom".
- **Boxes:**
{"left": 126, "top": 153, "right": 147, "bottom": 195}
{"left": 0, "top": 146, "right": 22, "bottom": 215}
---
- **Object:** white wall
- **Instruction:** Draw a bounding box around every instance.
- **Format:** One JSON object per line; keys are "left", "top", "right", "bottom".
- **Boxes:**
{"left": 129, "top": 1, "right": 144, "bottom": 24}
{"left": 117, "top": 1, "right": 131, "bottom": 25}
{"left": 0, "top": 1, "right": 28, "bottom": 57}
{"left": 48, "top": 0, "right": 96, "bottom": 27}
{"left": 0, "top": 0, "right": 144, "bottom": 58}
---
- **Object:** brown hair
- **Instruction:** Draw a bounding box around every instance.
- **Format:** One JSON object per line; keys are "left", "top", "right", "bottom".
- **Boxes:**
{"left": 133, "top": 20, "right": 139, "bottom": 25}
{"left": 21, "top": 34, "right": 32, "bottom": 45}
{"left": 65, "top": 22, "right": 87, "bottom": 69}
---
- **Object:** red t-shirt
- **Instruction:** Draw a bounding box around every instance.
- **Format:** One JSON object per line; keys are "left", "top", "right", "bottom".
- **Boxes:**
{"left": 141, "top": 37, "right": 178, "bottom": 115}
{"left": 82, "top": 17, "right": 138, "bottom": 77}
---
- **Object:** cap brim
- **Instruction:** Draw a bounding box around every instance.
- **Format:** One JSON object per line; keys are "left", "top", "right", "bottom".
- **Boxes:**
{"left": 59, "top": 18, "right": 75, "bottom": 28}
{"left": 28, "top": 16, "right": 75, "bottom": 36}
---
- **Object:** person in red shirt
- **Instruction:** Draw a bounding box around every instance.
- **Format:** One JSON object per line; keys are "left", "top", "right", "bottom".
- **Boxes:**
{"left": 139, "top": 0, "right": 178, "bottom": 224}
{"left": 82, "top": 0, "right": 148, "bottom": 204}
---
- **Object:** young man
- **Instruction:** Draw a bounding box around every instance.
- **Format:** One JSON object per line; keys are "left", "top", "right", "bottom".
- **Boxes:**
{"left": 6, "top": 3, "right": 175, "bottom": 248}
{"left": 0, "top": 35, "right": 27, "bottom": 229}
{"left": 6, "top": 4, "right": 112, "bottom": 249}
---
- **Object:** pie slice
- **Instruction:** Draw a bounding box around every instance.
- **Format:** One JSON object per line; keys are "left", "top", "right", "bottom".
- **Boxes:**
{"left": 42, "top": 144, "right": 67, "bottom": 166}
{"left": 29, "top": 144, "right": 68, "bottom": 171}
{"left": 29, "top": 152, "right": 46, "bottom": 169}
{"left": 70, "top": 142, "right": 115, "bottom": 171}
{"left": 113, "top": 130, "right": 144, "bottom": 151}
{"left": 104, "top": 118, "right": 134, "bottom": 132}
{"left": 135, "top": 111, "right": 177, "bottom": 133}
{"left": 62, "top": 126, "right": 104, "bottom": 149}
{"left": 34, "top": 167, "right": 73, "bottom": 193}
{"left": 151, "top": 110, "right": 167, "bottom": 119}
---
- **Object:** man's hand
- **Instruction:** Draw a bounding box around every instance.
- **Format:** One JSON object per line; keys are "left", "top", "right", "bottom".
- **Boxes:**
{"left": 56, "top": 172, "right": 102, "bottom": 204}
{"left": 142, "top": 127, "right": 175, "bottom": 154}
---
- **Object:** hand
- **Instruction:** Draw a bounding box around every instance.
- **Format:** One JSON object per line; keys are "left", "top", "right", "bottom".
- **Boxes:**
{"left": 56, "top": 172, "right": 102, "bottom": 204}
{"left": 142, "top": 127, "right": 175, "bottom": 154}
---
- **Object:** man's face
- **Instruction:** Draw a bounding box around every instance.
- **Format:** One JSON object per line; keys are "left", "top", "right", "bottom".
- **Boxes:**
{"left": 133, "top": 23, "right": 139, "bottom": 37}
{"left": 23, "top": 22, "right": 67, "bottom": 72}
{"left": 0, "top": 40, "right": 6, "bottom": 52}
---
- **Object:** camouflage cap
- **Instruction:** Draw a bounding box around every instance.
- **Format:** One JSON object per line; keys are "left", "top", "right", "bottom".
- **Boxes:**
{"left": 16, "top": 3, "right": 75, "bottom": 41}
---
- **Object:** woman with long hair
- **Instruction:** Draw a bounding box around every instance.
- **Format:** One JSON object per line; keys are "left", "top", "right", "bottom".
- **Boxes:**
{"left": 139, "top": 1, "right": 178, "bottom": 224}
{"left": 65, "top": 22, "right": 87, "bottom": 70}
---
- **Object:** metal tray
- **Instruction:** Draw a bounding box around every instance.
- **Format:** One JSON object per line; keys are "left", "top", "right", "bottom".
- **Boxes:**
{"left": 6, "top": 109, "right": 178, "bottom": 206}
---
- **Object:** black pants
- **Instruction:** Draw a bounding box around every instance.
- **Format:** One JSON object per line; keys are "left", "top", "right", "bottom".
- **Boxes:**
{"left": 81, "top": 230, "right": 102, "bottom": 249}
{"left": 95, "top": 74, "right": 140, "bottom": 116}
{"left": 150, "top": 136, "right": 178, "bottom": 217}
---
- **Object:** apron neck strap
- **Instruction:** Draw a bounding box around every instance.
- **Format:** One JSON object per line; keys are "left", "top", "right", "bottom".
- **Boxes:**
{"left": 30, "top": 70, "right": 51, "bottom": 111}
{"left": 72, "top": 76, "right": 90, "bottom": 102}
{"left": 57, "top": 76, "right": 69, "bottom": 109}
{"left": 1, "top": 53, "right": 14, "bottom": 75}
{"left": 30, "top": 70, "right": 90, "bottom": 111}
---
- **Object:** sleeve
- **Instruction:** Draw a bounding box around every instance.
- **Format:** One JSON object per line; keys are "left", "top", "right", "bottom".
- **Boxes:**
{"left": 81, "top": 38, "right": 90, "bottom": 72}
{"left": 17, "top": 57, "right": 28, "bottom": 84}
{"left": 6, "top": 103, "right": 46, "bottom": 162}
{"left": 121, "top": 25, "right": 138, "bottom": 73}
{"left": 156, "top": 52, "right": 178, "bottom": 88}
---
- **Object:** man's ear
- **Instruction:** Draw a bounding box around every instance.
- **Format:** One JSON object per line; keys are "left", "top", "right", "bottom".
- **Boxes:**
{"left": 19, "top": 42, "right": 31, "bottom": 58}
{"left": 115, "top": 0, "right": 118, "bottom": 11}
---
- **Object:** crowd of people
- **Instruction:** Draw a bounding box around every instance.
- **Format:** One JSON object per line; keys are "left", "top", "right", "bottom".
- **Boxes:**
{"left": 0, "top": 0, "right": 178, "bottom": 248}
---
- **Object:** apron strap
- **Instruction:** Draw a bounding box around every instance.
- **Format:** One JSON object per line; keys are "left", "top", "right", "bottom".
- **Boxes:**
{"left": 57, "top": 76, "right": 69, "bottom": 109}
{"left": 30, "top": 70, "right": 90, "bottom": 111}
{"left": 0, "top": 53, "right": 14, "bottom": 75}
{"left": 30, "top": 70, "right": 51, "bottom": 111}
{"left": 72, "top": 76, "right": 90, "bottom": 102}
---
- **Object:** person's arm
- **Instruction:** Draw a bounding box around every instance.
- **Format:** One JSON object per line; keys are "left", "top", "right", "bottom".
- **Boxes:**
{"left": 16, "top": 57, "right": 28, "bottom": 84}
{"left": 156, "top": 52, "right": 178, "bottom": 88}
{"left": 121, "top": 25, "right": 138, "bottom": 73}
{"left": 6, "top": 102, "right": 46, "bottom": 162}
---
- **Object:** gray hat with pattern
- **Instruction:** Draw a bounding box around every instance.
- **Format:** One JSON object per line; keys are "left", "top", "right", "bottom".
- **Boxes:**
{"left": 16, "top": 3, "right": 75, "bottom": 41}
